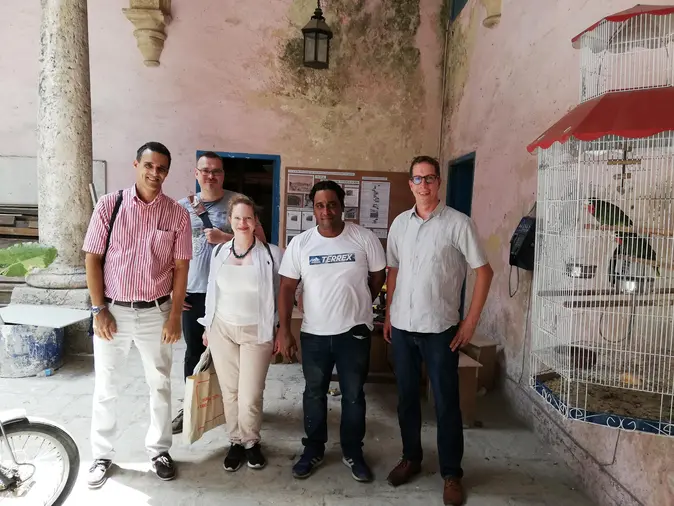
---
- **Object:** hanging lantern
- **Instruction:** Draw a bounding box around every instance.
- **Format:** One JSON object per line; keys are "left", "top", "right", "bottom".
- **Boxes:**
{"left": 302, "top": 1, "right": 333, "bottom": 69}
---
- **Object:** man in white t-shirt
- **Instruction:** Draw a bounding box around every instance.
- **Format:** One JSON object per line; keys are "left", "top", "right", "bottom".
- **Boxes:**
{"left": 276, "top": 180, "right": 386, "bottom": 483}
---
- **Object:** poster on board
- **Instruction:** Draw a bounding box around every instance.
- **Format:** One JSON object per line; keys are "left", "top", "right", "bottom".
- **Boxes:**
{"left": 287, "top": 173, "right": 314, "bottom": 193}
{"left": 344, "top": 186, "right": 360, "bottom": 207}
{"left": 286, "top": 210, "right": 302, "bottom": 230}
{"left": 286, "top": 193, "right": 304, "bottom": 208}
{"left": 301, "top": 211, "right": 315, "bottom": 231}
{"left": 286, "top": 233, "right": 297, "bottom": 247}
{"left": 343, "top": 207, "right": 358, "bottom": 220}
{"left": 369, "top": 228, "right": 388, "bottom": 239}
{"left": 360, "top": 181, "right": 390, "bottom": 229}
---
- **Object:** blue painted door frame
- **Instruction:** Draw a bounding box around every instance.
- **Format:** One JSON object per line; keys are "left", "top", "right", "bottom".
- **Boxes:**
{"left": 446, "top": 152, "right": 476, "bottom": 319}
{"left": 195, "top": 150, "right": 281, "bottom": 246}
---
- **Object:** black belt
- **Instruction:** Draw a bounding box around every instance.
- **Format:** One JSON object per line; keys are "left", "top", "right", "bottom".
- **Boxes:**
{"left": 105, "top": 295, "right": 171, "bottom": 309}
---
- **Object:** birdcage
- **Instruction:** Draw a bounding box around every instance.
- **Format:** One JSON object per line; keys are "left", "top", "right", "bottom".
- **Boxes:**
{"left": 527, "top": 6, "right": 674, "bottom": 438}
{"left": 575, "top": 5, "right": 674, "bottom": 102}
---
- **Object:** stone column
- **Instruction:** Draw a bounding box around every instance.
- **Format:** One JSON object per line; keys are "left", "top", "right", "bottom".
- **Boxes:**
{"left": 12, "top": 0, "right": 94, "bottom": 353}
{"left": 28, "top": 0, "right": 93, "bottom": 289}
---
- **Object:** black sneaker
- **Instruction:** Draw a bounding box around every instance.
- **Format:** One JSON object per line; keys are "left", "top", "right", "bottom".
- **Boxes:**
{"left": 171, "top": 410, "right": 183, "bottom": 435}
{"left": 224, "top": 444, "right": 246, "bottom": 472}
{"left": 246, "top": 443, "right": 266, "bottom": 469}
{"left": 292, "top": 452, "right": 324, "bottom": 479}
{"left": 87, "top": 459, "right": 112, "bottom": 489}
{"left": 151, "top": 452, "right": 176, "bottom": 481}
{"left": 342, "top": 454, "right": 374, "bottom": 482}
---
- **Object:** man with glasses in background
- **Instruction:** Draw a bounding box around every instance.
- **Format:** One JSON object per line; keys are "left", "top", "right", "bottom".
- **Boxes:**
{"left": 383, "top": 155, "right": 493, "bottom": 506}
{"left": 171, "top": 151, "right": 265, "bottom": 433}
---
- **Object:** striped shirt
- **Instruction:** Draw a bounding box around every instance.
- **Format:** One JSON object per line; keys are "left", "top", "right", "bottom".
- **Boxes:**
{"left": 83, "top": 185, "right": 192, "bottom": 302}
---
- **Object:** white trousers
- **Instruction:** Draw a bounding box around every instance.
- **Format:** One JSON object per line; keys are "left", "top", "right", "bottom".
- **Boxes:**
{"left": 208, "top": 317, "right": 273, "bottom": 448}
{"left": 91, "top": 300, "right": 173, "bottom": 460}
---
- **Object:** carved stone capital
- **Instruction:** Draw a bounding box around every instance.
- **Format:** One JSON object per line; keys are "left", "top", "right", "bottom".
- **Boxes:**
{"left": 123, "top": 1, "right": 172, "bottom": 67}
{"left": 480, "top": 0, "right": 502, "bottom": 28}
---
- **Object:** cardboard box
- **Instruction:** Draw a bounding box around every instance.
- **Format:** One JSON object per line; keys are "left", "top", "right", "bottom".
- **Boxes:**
{"left": 426, "top": 351, "right": 482, "bottom": 427}
{"left": 462, "top": 334, "right": 498, "bottom": 391}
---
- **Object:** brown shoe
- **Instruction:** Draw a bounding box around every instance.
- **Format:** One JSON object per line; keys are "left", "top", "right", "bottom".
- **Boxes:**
{"left": 386, "top": 459, "right": 421, "bottom": 487}
{"left": 443, "top": 477, "right": 465, "bottom": 505}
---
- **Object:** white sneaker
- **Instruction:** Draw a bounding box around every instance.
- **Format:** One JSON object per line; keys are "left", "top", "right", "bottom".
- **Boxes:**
{"left": 87, "top": 459, "right": 112, "bottom": 489}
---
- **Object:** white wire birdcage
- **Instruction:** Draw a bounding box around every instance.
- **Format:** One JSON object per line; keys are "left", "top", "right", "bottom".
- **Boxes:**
{"left": 577, "top": 10, "right": 674, "bottom": 102}
{"left": 530, "top": 133, "right": 674, "bottom": 436}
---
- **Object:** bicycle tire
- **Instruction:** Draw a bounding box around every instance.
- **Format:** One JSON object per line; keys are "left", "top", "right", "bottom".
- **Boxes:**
{"left": 2, "top": 418, "right": 80, "bottom": 506}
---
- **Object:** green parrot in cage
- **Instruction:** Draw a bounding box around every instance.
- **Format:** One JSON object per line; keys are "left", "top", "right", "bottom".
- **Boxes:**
{"left": 587, "top": 198, "right": 633, "bottom": 228}
{"left": 615, "top": 232, "right": 660, "bottom": 277}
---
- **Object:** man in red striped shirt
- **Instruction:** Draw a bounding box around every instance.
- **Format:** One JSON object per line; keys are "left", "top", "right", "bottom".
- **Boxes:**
{"left": 83, "top": 141, "right": 192, "bottom": 489}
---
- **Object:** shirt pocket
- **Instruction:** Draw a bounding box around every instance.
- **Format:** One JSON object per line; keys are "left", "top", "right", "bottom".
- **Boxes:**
{"left": 151, "top": 230, "right": 175, "bottom": 265}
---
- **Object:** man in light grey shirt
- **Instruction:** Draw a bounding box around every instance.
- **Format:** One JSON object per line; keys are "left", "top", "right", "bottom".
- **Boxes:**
{"left": 383, "top": 155, "right": 493, "bottom": 506}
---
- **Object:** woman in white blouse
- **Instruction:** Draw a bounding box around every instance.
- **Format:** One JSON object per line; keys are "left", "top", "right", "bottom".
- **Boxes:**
{"left": 198, "top": 195, "right": 282, "bottom": 471}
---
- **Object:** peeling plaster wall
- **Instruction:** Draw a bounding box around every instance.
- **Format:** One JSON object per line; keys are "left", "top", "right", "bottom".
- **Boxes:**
{"left": 443, "top": 1, "right": 674, "bottom": 505}
{"left": 0, "top": 0, "right": 442, "bottom": 201}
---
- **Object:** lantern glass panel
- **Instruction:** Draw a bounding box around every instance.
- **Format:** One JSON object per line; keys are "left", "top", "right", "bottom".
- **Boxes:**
{"left": 304, "top": 33, "right": 317, "bottom": 62}
{"left": 317, "top": 33, "right": 328, "bottom": 63}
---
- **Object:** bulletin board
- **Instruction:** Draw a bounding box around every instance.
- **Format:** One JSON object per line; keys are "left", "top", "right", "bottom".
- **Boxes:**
{"left": 282, "top": 166, "right": 416, "bottom": 249}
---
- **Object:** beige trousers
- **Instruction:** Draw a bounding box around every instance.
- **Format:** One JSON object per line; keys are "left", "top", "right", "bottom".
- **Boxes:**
{"left": 209, "top": 316, "right": 273, "bottom": 447}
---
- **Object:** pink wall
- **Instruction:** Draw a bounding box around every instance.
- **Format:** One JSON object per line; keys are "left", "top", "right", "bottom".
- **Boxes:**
{"left": 3, "top": 0, "right": 672, "bottom": 502}
{"left": 446, "top": 1, "right": 673, "bottom": 504}
{"left": 0, "top": 0, "right": 442, "bottom": 201}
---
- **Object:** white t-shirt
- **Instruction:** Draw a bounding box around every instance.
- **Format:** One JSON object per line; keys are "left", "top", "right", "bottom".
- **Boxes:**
{"left": 279, "top": 222, "right": 387, "bottom": 335}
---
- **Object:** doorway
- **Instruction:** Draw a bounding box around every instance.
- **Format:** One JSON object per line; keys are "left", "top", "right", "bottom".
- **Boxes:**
{"left": 446, "top": 152, "right": 476, "bottom": 319}
{"left": 195, "top": 151, "right": 281, "bottom": 245}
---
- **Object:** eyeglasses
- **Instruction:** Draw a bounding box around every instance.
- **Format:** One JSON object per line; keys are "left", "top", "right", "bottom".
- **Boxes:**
{"left": 410, "top": 174, "right": 439, "bottom": 185}
{"left": 197, "top": 168, "right": 224, "bottom": 176}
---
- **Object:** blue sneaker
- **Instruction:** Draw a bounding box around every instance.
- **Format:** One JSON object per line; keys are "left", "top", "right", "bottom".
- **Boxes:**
{"left": 292, "top": 453, "right": 324, "bottom": 479}
{"left": 342, "top": 455, "right": 374, "bottom": 482}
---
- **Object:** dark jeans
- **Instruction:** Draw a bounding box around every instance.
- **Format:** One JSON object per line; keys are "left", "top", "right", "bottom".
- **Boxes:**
{"left": 391, "top": 325, "right": 463, "bottom": 479}
{"left": 182, "top": 292, "right": 206, "bottom": 381}
{"left": 300, "top": 325, "right": 371, "bottom": 459}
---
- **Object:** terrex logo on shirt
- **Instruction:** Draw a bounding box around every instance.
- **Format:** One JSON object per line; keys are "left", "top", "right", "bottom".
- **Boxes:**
{"left": 309, "top": 253, "right": 356, "bottom": 265}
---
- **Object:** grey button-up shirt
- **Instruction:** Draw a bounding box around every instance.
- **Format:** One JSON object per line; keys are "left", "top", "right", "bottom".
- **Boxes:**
{"left": 387, "top": 202, "right": 488, "bottom": 333}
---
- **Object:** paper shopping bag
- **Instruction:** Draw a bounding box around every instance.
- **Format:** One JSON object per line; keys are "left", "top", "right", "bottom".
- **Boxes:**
{"left": 183, "top": 349, "right": 225, "bottom": 445}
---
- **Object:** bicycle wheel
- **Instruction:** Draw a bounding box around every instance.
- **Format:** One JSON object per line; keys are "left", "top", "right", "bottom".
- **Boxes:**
{"left": 0, "top": 418, "right": 80, "bottom": 506}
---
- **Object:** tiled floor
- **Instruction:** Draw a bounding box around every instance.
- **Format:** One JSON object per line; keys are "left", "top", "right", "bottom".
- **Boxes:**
{"left": 0, "top": 342, "right": 594, "bottom": 505}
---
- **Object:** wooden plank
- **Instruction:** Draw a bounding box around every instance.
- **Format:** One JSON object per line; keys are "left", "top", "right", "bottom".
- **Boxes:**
{"left": 0, "top": 206, "right": 38, "bottom": 215}
{"left": 0, "top": 215, "right": 17, "bottom": 226}
{"left": 0, "top": 226, "right": 38, "bottom": 237}
{"left": 14, "top": 220, "right": 39, "bottom": 229}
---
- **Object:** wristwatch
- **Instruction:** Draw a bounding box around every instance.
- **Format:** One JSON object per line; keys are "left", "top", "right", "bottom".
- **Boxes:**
{"left": 91, "top": 305, "right": 106, "bottom": 316}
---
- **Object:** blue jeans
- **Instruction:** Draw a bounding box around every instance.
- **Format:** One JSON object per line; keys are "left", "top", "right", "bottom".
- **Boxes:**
{"left": 391, "top": 325, "right": 463, "bottom": 478}
{"left": 300, "top": 325, "right": 371, "bottom": 458}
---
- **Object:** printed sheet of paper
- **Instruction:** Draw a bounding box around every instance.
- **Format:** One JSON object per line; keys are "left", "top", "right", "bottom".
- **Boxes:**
{"left": 359, "top": 181, "right": 390, "bottom": 229}
{"left": 287, "top": 174, "right": 314, "bottom": 194}
{"left": 301, "top": 211, "right": 316, "bottom": 231}
{"left": 369, "top": 228, "right": 388, "bottom": 239}
{"left": 286, "top": 210, "right": 302, "bottom": 230}
{"left": 344, "top": 186, "right": 360, "bottom": 207}
{"left": 286, "top": 193, "right": 304, "bottom": 208}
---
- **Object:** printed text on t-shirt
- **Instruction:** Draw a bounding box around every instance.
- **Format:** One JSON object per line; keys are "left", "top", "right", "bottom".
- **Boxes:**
{"left": 308, "top": 253, "right": 356, "bottom": 265}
